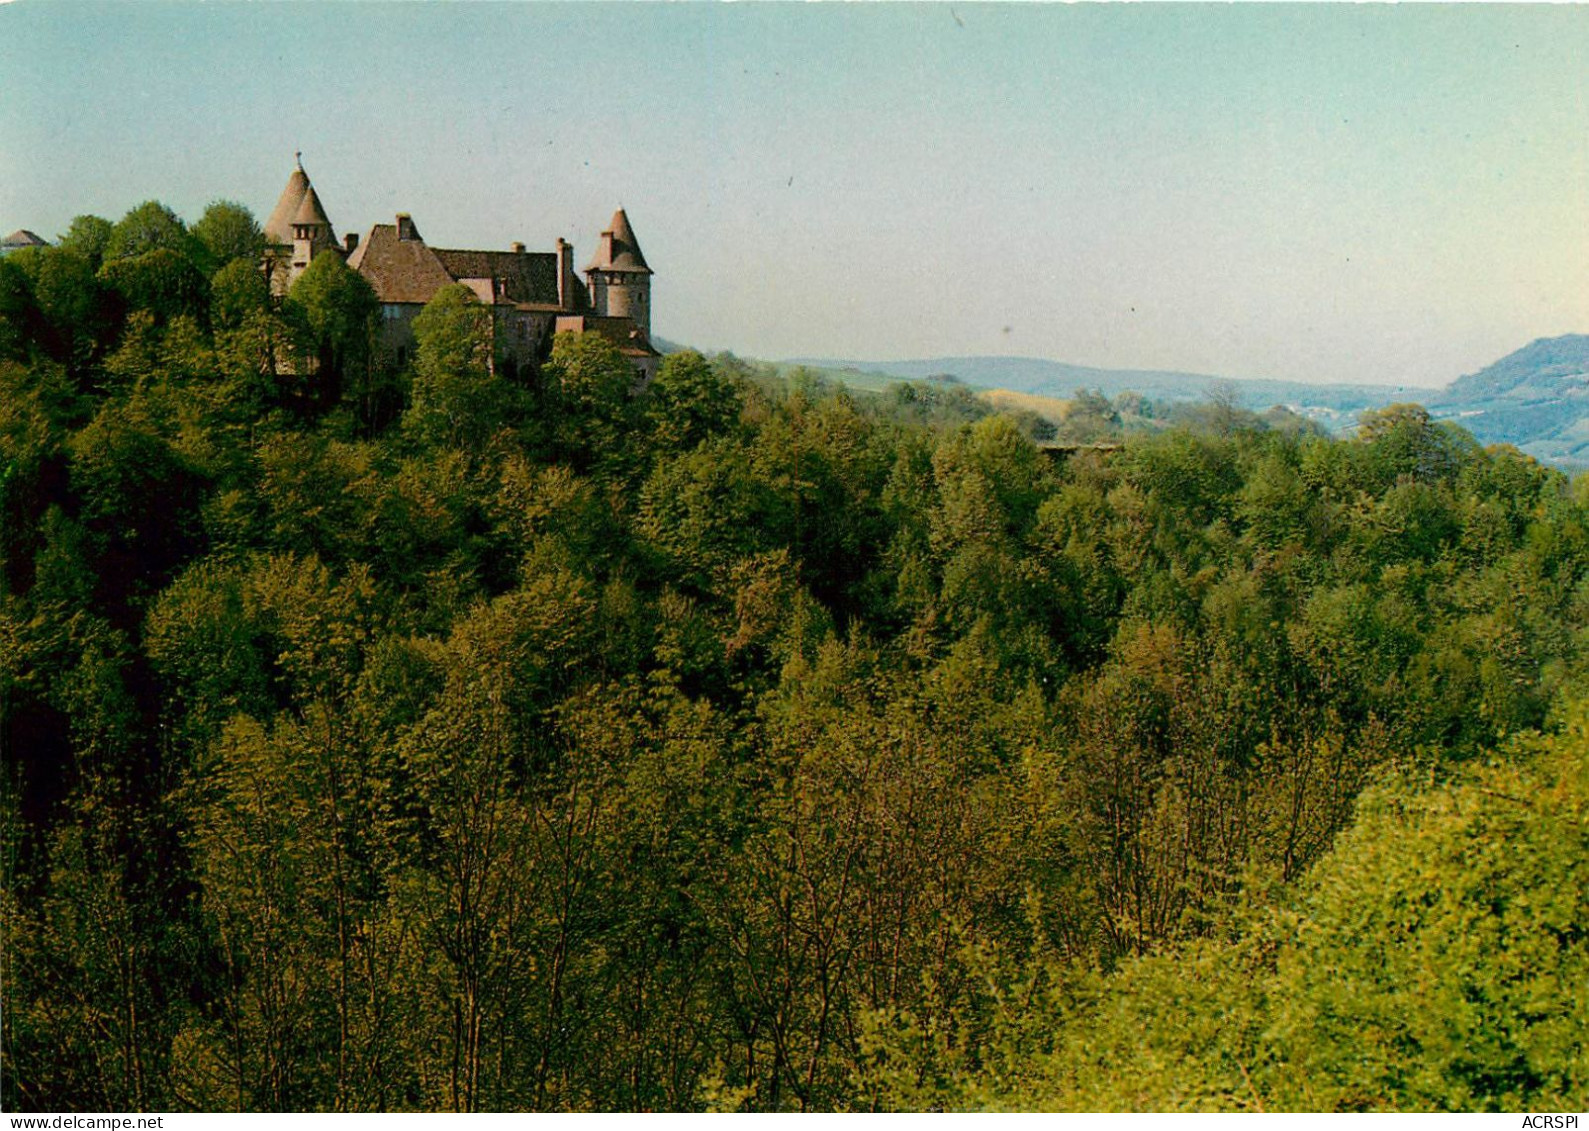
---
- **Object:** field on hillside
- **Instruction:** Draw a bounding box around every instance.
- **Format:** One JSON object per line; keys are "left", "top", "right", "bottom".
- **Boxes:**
{"left": 979, "top": 387, "right": 1072, "bottom": 423}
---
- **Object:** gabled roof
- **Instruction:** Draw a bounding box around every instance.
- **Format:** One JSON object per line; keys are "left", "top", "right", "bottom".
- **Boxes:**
{"left": 434, "top": 248, "right": 560, "bottom": 306}
{"left": 585, "top": 208, "right": 651, "bottom": 274}
{"left": 347, "top": 223, "right": 455, "bottom": 305}
{"left": 2, "top": 229, "right": 47, "bottom": 250}
{"left": 265, "top": 162, "right": 311, "bottom": 245}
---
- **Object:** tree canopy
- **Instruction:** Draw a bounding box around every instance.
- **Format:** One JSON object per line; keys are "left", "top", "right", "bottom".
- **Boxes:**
{"left": 104, "top": 200, "right": 194, "bottom": 263}
{"left": 2, "top": 199, "right": 1588, "bottom": 1112}
{"left": 192, "top": 199, "right": 266, "bottom": 272}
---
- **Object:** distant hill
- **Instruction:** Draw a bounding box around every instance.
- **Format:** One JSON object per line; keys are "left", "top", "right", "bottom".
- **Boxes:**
{"left": 1429, "top": 336, "right": 1589, "bottom": 467}
{"left": 656, "top": 338, "right": 1589, "bottom": 469}
{"left": 1439, "top": 335, "right": 1589, "bottom": 402}
{"left": 786, "top": 355, "right": 1413, "bottom": 431}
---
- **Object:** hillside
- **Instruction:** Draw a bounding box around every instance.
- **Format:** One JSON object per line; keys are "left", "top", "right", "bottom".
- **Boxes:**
{"left": 1430, "top": 335, "right": 1589, "bottom": 467}
{"left": 786, "top": 354, "right": 1412, "bottom": 432}
{"left": 777, "top": 342, "right": 1589, "bottom": 468}
{"left": 979, "top": 387, "right": 1075, "bottom": 423}
{"left": 6, "top": 207, "right": 1589, "bottom": 1110}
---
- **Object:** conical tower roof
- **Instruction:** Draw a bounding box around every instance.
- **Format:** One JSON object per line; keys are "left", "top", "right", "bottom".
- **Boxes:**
{"left": 264, "top": 158, "right": 311, "bottom": 245}
{"left": 585, "top": 207, "right": 651, "bottom": 274}
{"left": 293, "top": 184, "right": 332, "bottom": 228}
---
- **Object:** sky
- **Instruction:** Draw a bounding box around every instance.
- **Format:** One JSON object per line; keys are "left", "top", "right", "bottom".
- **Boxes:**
{"left": 2, "top": 3, "right": 1586, "bottom": 389}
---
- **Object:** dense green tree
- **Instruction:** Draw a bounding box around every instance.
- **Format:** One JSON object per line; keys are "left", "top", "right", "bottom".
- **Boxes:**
{"left": 1056, "top": 386, "right": 1120, "bottom": 443}
{"left": 0, "top": 259, "right": 41, "bottom": 362}
{"left": 210, "top": 257, "right": 270, "bottom": 331}
{"left": 401, "top": 284, "right": 516, "bottom": 451}
{"left": 192, "top": 200, "right": 265, "bottom": 273}
{"left": 98, "top": 248, "right": 211, "bottom": 327}
{"left": 67, "top": 399, "right": 210, "bottom": 617}
{"left": 638, "top": 438, "right": 771, "bottom": 592}
{"left": 104, "top": 201, "right": 195, "bottom": 264}
{"left": 283, "top": 250, "right": 379, "bottom": 419}
{"left": 1355, "top": 402, "right": 1479, "bottom": 488}
{"left": 951, "top": 703, "right": 1589, "bottom": 1112}
{"left": 5, "top": 247, "right": 113, "bottom": 370}
{"left": 543, "top": 331, "right": 639, "bottom": 472}
{"left": 644, "top": 348, "right": 743, "bottom": 453}
{"left": 55, "top": 215, "right": 114, "bottom": 270}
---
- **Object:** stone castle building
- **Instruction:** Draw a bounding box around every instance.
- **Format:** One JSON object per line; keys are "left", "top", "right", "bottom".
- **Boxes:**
{"left": 263, "top": 157, "right": 659, "bottom": 380}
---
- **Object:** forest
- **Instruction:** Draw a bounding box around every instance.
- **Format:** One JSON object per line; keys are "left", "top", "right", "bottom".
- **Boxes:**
{"left": 2, "top": 199, "right": 1587, "bottom": 1112}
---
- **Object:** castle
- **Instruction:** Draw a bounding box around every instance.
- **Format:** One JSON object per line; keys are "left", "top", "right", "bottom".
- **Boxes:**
{"left": 264, "top": 157, "right": 659, "bottom": 380}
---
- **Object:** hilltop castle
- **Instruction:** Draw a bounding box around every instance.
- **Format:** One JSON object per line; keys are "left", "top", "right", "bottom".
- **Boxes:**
{"left": 264, "top": 157, "right": 659, "bottom": 380}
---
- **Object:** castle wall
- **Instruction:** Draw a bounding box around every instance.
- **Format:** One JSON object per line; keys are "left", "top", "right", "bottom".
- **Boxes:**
{"left": 376, "top": 303, "right": 423, "bottom": 369}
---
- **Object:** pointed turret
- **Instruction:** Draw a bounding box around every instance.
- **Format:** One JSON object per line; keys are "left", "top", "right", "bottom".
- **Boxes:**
{"left": 585, "top": 207, "right": 652, "bottom": 339}
{"left": 264, "top": 156, "right": 338, "bottom": 289}
{"left": 292, "top": 184, "right": 333, "bottom": 230}
{"left": 585, "top": 208, "right": 651, "bottom": 274}
{"left": 265, "top": 156, "right": 312, "bottom": 247}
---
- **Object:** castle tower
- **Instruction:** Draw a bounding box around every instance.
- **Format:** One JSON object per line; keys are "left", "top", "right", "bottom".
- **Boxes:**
{"left": 264, "top": 155, "right": 336, "bottom": 290}
{"left": 289, "top": 185, "right": 336, "bottom": 276}
{"left": 585, "top": 208, "right": 652, "bottom": 339}
{"left": 264, "top": 157, "right": 310, "bottom": 248}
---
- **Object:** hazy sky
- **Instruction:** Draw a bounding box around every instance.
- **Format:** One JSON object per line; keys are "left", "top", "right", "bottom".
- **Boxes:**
{"left": 3, "top": 3, "right": 1586, "bottom": 387}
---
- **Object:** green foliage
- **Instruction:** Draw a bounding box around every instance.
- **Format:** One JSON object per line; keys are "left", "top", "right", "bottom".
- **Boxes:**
{"left": 6, "top": 247, "right": 112, "bottom": 370}
{"left": 638, "top": 437, "right": 770, "bottom": 590}
{"left": 403, "top": 284, "right": 513, "bottom": 451}
{"left": 544, "top": 331, "right": 639, "bottom": 470}
{"left": 967, "top": 704, "right": 1589, "bottom": 1112}
{"left": 55, "top": 215, "right": 114, "bottom": 270}
{"left": 5, "top": 262, "right": 1589, "bottom": 1111}
{"left": 98, "top": 248, "right": 210, "bottom": 326}
{"left": 191, "top": 199, "right": 265, "bottom": 271}
{"left": 209, "top": 257, "right": 270, "bottom": 330}
{"left": 284, "top": 250, "right": 379, "bottom": 418}
{"left": 1056, "top": 386, "right": 1120, "bottom": 443}
{"left": 645, "top": 348, "right": 743, "bottom": 452}
{"left": 104, "top": 200, "right": 195, "bottom": 264}
{"left": 66, "top": 399, "right": 210, "bottom": 613}
{"left": 0, "top": 259, "right": 40, "bottom": 362}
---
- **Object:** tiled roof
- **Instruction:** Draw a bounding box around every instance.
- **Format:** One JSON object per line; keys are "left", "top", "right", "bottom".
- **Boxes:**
{"left": 292, "top": 185, "right": 332, "bottom": 229}
{"left": 585, "top": 208, "right": 651, "bottom": 274}
{"left": 265, "top": 164, "right": 311, "bottom": 245}
{"left": 347, "top": 223, "right": 456, "bottom": 305}
{"left": 555, "top": 314, "right": 657, "bottom": 356}
{"left": 434, "top": 248, "right": 560, "bottom": 305}
{"left": 2, "top": 229, "right": 47, "bottom": 249}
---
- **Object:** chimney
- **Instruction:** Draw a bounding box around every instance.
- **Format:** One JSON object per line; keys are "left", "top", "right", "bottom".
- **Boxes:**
{"left": 556, "top": 238, "right": 575, "bottom": 310}
{"left": 344, "top": 232, "right": 359, "bottom": 254}
{"left": 510, "top": 241, "right": 525, "bottom": 254}
{"left": 396, "top": 213, "right": 417, "bottom": 241}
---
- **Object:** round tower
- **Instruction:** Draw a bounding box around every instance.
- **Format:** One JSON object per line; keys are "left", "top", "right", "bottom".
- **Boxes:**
{"left": 264, "top": 155, "right": 311, "bottom": 249}
{"left": 265, "top": 154, "right": 338, "bottom": 291}
{"left": 585, "top": 208, "right": 652, "bottom": 339}
{"left": 290, "top": 185, "right": 336, "bottom": 276}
